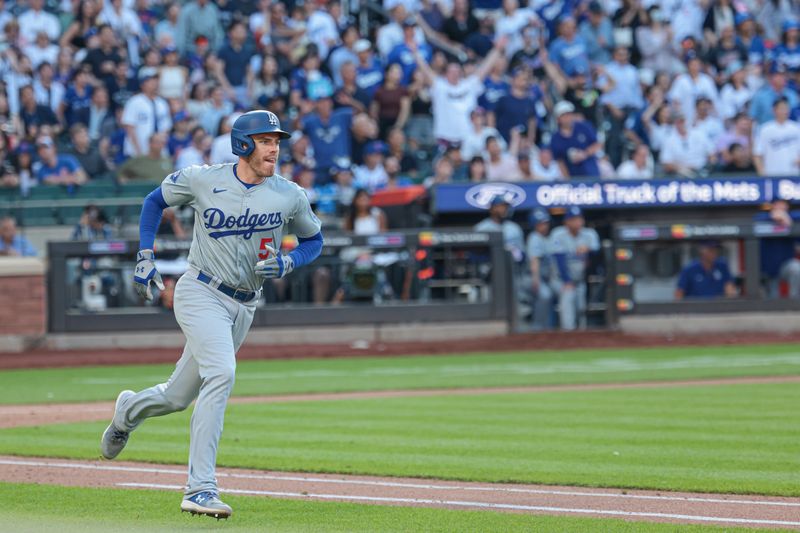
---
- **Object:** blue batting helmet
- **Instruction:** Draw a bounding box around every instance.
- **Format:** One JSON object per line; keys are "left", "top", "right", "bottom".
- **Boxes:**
{"left": 230, "top": 110, "right": 291, "bottom": 157}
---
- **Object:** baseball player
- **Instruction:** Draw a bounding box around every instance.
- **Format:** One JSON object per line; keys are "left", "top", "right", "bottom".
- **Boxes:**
{"left": 100, "top": 110, "right": 323, "bottom": 519}
{"left": 526, "top": 208, "right": 554, "bottom": 330}
{"left": 549, "top": 206, "right": 599, "bottom": 330}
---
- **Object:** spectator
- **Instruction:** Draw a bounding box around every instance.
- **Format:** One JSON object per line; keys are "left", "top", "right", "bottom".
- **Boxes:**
{"left": 509, "top": 27, "right": 541, "bottom": 72}
{"left": 248, "top": 55, "right": 290, "bottom": 107}
{"left": 485, "top": 129, "right": 522, "bottom": 181}
{"left": 217, "top": 21, "right": 253, "bottom": 106}
{"left": 84, "top": 24, "right": 123, "bottom": 84}
{"left": 72, "top": 204, "right": 112, "bottom": 241}
{"left": 467, "top": 155, "right": 487, "bottom": 182}
{"left": 199, "top": 85, "right": 233, "bottom": 137}
{"left": 121, "top": 68, "right": 172, "bottom": 158}
{"left": 328, "top": 26, "right": 359, "bottom": 88}
{"left": 67, "top": 123, "right": 109, "bottom": 179}
{"left": 772, "top": 20, "right": 800, "bottom": 74}
{"left": 59, "top": 0, "right": 102, "bottom": 50}
{"left": 354, "top": 141, "right": 389, "bottom": 191}
{"left": 99, "top": 0, "right": 143, "bottom": 66}
{"left": 386, "top": 128, "right": 418, "bottom": 178}
{"left": 354, "top": 39, "right": 384, "bottom": 101}
{"left": 734, "top": 12, "right": 766, "bottom": 65}
{"left": 18, "top": 0, "right": 60, "bottom": 45}
{"left": 707, "top": 25, "right": 747, "bottom": 79}
{"left": 24, "top": 31, "right": 59, "bottom": 70}
{"left": 667, "top": 52, "right": 719, "bottom": 124}
{"left": 35, "top": 136, "right": 88, "bottom": 188}
{"left": 526, "top": 208, "right": 554, "bottom": 330}
{"left": 158, "top": 47, "right": 188, "bottom": 101}
{"left": 306, "top": 0, "right": 339, "bottom": 60}
{"left": 753, "top": 98, "right": 800, "bottom": 177}
{"left": 550, "top": 101, "right": 602, "bottom": 179}
{"left": 579, "top": 1, "right": 614, "bottom": 65}
{"left": 59, "top": 65, "right": 94, "bottom": 129}
{"left": 675, "top": 241, "right": 736, "bottom": 300}
{"left": 477, "top": 56, "right": 509, "bottom": 114}
{"left": 404, "top": 68, "right": 434, "bottom": 148}
{"left": 378, "top": 4, "right": 424, "bottom": 59}
{"left": 548, "top": 16, "right": 591, "bottom": 89}
{"left": 612, "top": 0, "right": 648, "bottom": 55}
{"left": 616, "top": 144, "right": 653, "bottom": 179}
{"left": 755, "top": 200, "right": 800, "bottom": 299}
{"left": 154, "top": 2, "right": 181, "bottom": 48}
{"left": 210, "top": 114, "right": 240, "bottom": 165}
{"left": 350, "top": 113, "right": 379, "bottom": 166}
{"left": 702, "top": 0, "right": 735, "bottom": 46}
{"left": 716, "top": 114, "right": 752, "bottom": 166}
{"left": 441, "top": 0, "right": 479, "bottom": 55}
{"left": 333, "top": 61, "right": 370, "bottom": 114}
{"left": 0, "top": 216, "right": 37, "bottom": 257}
{"left": 175, "top": 0, "right": 224, "bottom": 56}
{"left": 531, "top": 146, "right": 564, "bottom": 181}
{"left": 718, "top": 61, "right": 754, "bottom": 120}
{"left": 167, "top": 111, "right": 193, "bottom": 158}
{"left": 749, "top": 64, "right": 800, "bottom": 125}
{"left": 474, "top": 195, "right": 525, "bottom": 264}
{"left": 388, "top": 18, "right": 433, "bottom": 87}
{"left": 516, "top": 152, "right": 534, "bottom": 180}
{"left": 302, "top": 92, "right": 353, "bottom": 183}
{"left": 660, "top": 111, "right": 716, "bottom": 177}
{"left": 495, "top": 0, "right": 538, "bottom": 59}
{"left": 461, "top": 106, "right": 506, "bottom": 161}
{"left": 623, "top": 84, "right": 663, "bottom": 152}
{"left": 598, "top": 46, "right": 644, "bottom": 167}
{"left": 721, "top": 143, "right": 756, "bottom": 173}
{"left": 491, "top": 67, "right": 540, "bottom": 145}
{"left": 175, "top": 126, "right": 211, "bottom": 169}
{"left": 549, "top": 206, "right": 600, "bottom": 330}
{"left": 424, "top": 155, "right": 455, "bottom": 187}
{"left": 106, "top": 60, "right": 137, "bottom": 112}
{"left": 32, "top": 62, "right": 65, "bottom": 115}
{"left": 87, "top": 86, "right": 115, "bottom": 144}
{"left": 443, "top": 146, "right": 468, "bottom": 182}
{"left": 317, "top": 163, "right": 357, "bottom": 217}
{"left": 636, "top": 7, "right": 680, "bottom": 75}
{"left": 757, "top": 1, "right": 795, "bottom": 43}
{"left": 412, "top": 36, "right": 507, "bottom": 146}
{"left": 370, "top": 64, "right": 411, "bottom": 138}
{"left": 19, "top": 85, "right": 59, "bottom": 141}
{"left": 692, "top": 96, "right": 724, "bottom": 144}
{"left": 344, "top": 188, "right": 388, "bottom": 234}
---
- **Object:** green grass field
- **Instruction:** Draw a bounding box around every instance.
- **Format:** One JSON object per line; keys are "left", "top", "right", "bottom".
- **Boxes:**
{"left": 0, "top": 483, "right": 750, "bottom": 533}
{"left": 1, "top": 343, "right": 799, "bottom": 404}
{"left": 1, "top": 344, "right": 799, "bottom": 532}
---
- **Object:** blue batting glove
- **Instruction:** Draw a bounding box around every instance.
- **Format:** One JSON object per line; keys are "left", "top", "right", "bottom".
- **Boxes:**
{"left": 255, "top": 245, "right": 294, "bottom": 278}
{"left": 134, "top": 249, "right": 165, "bottom": 301}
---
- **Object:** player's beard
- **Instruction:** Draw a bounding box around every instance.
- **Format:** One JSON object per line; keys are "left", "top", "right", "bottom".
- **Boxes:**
{"left": 247, "top": 149, "right": 279, "bottom": 178}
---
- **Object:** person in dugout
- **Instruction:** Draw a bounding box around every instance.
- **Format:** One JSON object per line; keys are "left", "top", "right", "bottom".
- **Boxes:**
{"left": 675, "top": 240, "right": 737, "bottom": 300}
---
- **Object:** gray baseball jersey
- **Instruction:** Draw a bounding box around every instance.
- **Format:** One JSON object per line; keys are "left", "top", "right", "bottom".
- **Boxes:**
{"left": 474, "top": 219, "right": 525, "bottom": 256}
{"left": 526, "top": 231, "right": 552, "bottom": 281}
{"left": 549, "top": 226, "right": 600, "bottom": 282}
{"left": 160, "top": 163, "right": 321, "bottom": 292}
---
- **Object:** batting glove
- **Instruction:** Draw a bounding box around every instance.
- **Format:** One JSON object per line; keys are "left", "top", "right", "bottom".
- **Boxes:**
{"left": 254, "top": 245, "right": 294, "bottom": 278}
{"left": 134, "top": 249, "right": 165, "bottom": 301}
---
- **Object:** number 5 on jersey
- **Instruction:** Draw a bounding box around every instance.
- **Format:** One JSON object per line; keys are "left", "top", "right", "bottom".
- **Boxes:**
{"left": 258, "top": 238, "right": 274, "bottom": 260}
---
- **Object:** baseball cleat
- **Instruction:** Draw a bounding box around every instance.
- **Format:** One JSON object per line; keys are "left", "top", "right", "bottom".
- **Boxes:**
{"left": 181, "top": 491, "right": 232, "bottom": 519}
{"left": 100, "top": 390, "right": 135, "bottom": 460}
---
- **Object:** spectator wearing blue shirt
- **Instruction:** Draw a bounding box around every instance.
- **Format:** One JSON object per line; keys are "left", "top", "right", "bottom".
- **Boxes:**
{"left": 35, "top": 136, "right": 87, "bottom": 189}
{"left": 387, "top": 19, "right": 433, "bottom": 87}
{"left": 755, "top": 200, "right": 800, "bottom": 298}
{"left": 60, "top": 66, "right": 94, "bottom": 128}
{"left": 772, "top": 20, "right": 800, "bottom": 74}
{"left": 550, "top": 101, "right": 602, "bottom": 178}
{"left": 548, "top": 16, "right": 591, "bottom": 87}
{"left": 0, "top": 217, "right": 37, "bottom": 257}
{"left": 478, "top": 61, "right": 510, "bottom": 113}
{"left": 491, "top": 67, "right": 539, "bottom": 144}
{"left": 217, "top": 20, "right": 254, "bottom": 106}
{"left": 675, "top": 241, "right": 737, "bottom": 300}
{"left": 749, "top": 64, "right": 800, "bottom": 125}
{"left": 301, "top": 94, "right": 354, "bottom": 185}
{"left": 579, "top": 1, "right": 614, "bottom": 65}
{"left": 735, "top": 13, "right": 766, "bottom": 64}
{"left": 354, "top": 39, "right": 384, "bottom": 100}
{"left": 536, "top": 0, "right": 579, "bottom": 44}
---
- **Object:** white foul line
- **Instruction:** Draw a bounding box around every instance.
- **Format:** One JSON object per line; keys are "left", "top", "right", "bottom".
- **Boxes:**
{"left": 1, "top": 458, "right": 798, "bottom": 509}
{"left": 117, "top": 482, "right": 800, "bottom": 528}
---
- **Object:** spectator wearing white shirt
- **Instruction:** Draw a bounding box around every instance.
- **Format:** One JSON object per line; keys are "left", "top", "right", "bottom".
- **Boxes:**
{"left": 659, "top": 111, "right": 716, "bottom": 177}
{"left": 175, "top": 126, "right": 211, "bottom": 169}
{"left": 718, "top": 61, "right": 754, "bottom": 120}
{"left": 485, "top": 128, "right": 523, "bottom": 181}
{"left": 121, "top": 68, "right": 172, "bottom": 157}
{"left": 378, "top": 4, "right": 424, "bottom": 58}
{"left": 18, "top": 0, "right": 60, "bottom": 46}
{"left": 412, "top": 36, "right": 508, "bottom": 146}
{"left": 531, "top": 146, "right": 564, "bottom": 181}
{"left": 24, "top": 31, "right": 59, "bottom": 70}
{"left": 210, "top": 114, "right": 240, "bottom": 165}
{"left": 495, "top": 0, "right": 538, "bottom": 59}
{"left": 667, "top": 52, "right": 719, "bottom": 124}
{"left": 753, "top": 98, "right": 800, "bottom": 177}
{"left": 692, "top": 96, "right": 724, "bottom": 143}
{"left": 154, "top": 2, "right": 181, "bottom": 48}
{"left": 100, "top": 0, "right": 144, "bottom": 66}
{"left": 460, "top": 107, "right": 506, "bottom": 160}
{"left": 354, "top": 141, "right": 390, "bottom": 191}
{"left": 616, "top": 144, "right": 654, "bottom": 179}
{"left": 33, "top": 62, "right": 65, "bottom": 113}
{"left": 598, "top": 46, "right": 644, "bottom": 167}
{"left": 306, "top": 1, "right": 339, "bottom": 60}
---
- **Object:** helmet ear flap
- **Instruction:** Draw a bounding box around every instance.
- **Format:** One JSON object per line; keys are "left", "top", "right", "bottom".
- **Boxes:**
{"left": 231, "top": 132, "right": 255, "bottom": 157}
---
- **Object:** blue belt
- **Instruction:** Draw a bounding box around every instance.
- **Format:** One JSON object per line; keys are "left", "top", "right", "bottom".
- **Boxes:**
{"left": 197, "top": 271, "right": 257, "bottom": 303}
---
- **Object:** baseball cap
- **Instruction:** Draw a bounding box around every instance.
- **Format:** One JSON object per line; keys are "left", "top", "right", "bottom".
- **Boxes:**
{"left": 160, "top": 46, "right": 177, "bottom": 55}
{"left": 587, "top": 1, "right": 603, "bottom": 13}
{"left": 36, "top": 136, "right": 54, "bottom": 148}
{"left": 725, "top": 60, "right": 745, "bottom": 77}
{"left": 490, "top": 195, "right": 510, "bottom": 207}
{"left": 353, "top": 39, "right": 371, "bottom": 53}
{"left": 734, "top": 12, "right": 753, "bottom": 26}
{"left": 330, "top": 162, "right": 353, "bottom": 175}
{"left": 138, "top": 67, "right": 159, "bottom": 81}
{"left": 564, "top": 206, "right": 583, "bottom": 220}
{"left": 554, "top": 101, "right": 575, "bottom": 118}
{"left": 530, "top": 208, "right": 551, "bottom": 224}
{"left": 364, "top": 140, "right": 387, "bottom": 155}
{"left": 174, "top": 110, "right": 189, "bottom": 122}
{"left": 402, "top": 16, "right": 416, "bottom": 28}
{"left": 783, "top": 19, "right": 800, "bottom": 32}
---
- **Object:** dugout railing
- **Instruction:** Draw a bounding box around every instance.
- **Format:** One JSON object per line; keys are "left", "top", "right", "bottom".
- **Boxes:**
{"left": 47, "top": 230, "right": 514, "bottom": 333}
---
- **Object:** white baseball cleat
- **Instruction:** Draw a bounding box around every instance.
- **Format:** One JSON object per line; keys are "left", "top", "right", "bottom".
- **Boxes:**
{"left": 100, "top": 390, "right": 135, "bottom": 460}
{"left": 181, "top": 491, "right": 233, "bottom": 519}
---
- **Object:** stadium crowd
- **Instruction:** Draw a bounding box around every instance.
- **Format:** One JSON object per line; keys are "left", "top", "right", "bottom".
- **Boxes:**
{"left": 0, "top": 0, "right": 796, "bottom": 208}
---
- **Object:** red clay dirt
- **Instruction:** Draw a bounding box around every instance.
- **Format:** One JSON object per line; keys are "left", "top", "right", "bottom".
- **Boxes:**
{"left": 3, "top": 330, "right": 800, "bottom": 369}
{"left": 0, "top": 455, "right": 798, "bottom": 529}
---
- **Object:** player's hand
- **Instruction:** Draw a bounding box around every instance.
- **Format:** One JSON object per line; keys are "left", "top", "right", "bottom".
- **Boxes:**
{"left": 133, "top": 249, "right": 165, "bottom": 302}
{"left": 254, "top": 245, "right": 295, "bottom": 278}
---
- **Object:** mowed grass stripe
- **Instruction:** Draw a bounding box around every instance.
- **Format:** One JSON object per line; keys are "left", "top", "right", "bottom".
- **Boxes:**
{"left": 2, "top": 344, "right": 800, "bottom": 404}
{"left": 0, "top": 483, "right": 760, "bottom": 533}
{"left": 1, "top": 383, "right": 797, "bottom": 496}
